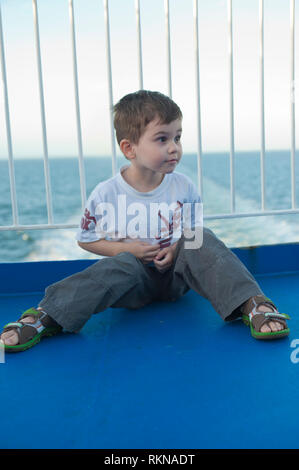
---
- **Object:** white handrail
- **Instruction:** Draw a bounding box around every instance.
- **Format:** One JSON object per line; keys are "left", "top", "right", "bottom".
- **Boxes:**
{"left": 2, "top": 207, "right": 299, "bottom": 232}
{"left": 290, "top": 0, "right": 296, "bottom": 209}
{"left": 68, "top": 0, "right": 86, "bottom": 210}
{"left": 227, "top": 0, "right": 235, "bottom": 213}
{"left": 135, "top": 0, "right": 143, "bottom": 90}
{"left": 0, "top": 2, "right": 18, "bottom": 226}
{"left": 164, "top": 0, "right": 172, "bottom": 98}
{"left": 103, "top": 0, "right": 117, "bottom": 176}
{"left": 32, "top": 0, "right": 53, "bottom": 224}
{"left": 259, "top": 0, "right": 266, "bottom": 211}
{"left": 193, "top": 0, "right": 203, "bottom": 200}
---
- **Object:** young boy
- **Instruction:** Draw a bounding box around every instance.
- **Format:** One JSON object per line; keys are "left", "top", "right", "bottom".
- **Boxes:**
{"left": 0, "top": 90, "right": 290, "bottom": 352}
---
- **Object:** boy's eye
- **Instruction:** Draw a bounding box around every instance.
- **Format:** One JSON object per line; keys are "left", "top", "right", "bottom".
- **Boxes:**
{"left": 156, "top": 135, "right": 181, "bottom": 143}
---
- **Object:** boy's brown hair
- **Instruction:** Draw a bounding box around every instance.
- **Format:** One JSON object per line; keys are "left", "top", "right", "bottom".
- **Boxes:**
{"left": 113, "top": 90, "right": 182, "bottom": 145}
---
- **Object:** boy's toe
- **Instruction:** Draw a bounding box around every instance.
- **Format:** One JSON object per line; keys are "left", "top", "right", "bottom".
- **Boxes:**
{"left": 268, "top": 321, "right": 277, "bottom": 331}
{"left": 260, "top": 321, "right": 284, "bottom": 333}
{"left": 270, "top": 321, "right": 282, "bottom": 331}
{"left": 1, "top": 330, "right": 19, "bottom": 346}
{"left": 260, "top": 323, "right": 271, "bottom": 333}
{"left": 275, "top": 321, "right": 284, "bottom": 331}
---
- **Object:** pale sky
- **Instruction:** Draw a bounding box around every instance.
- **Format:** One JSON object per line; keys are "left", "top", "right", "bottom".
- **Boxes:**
{"left": 0, "top": 0, "right": 298, "bottom": 159}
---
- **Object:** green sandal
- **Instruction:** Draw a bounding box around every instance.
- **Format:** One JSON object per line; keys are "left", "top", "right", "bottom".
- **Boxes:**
{"left": 241, "top": 295, "right": 290, "bottom": 340}
{"left": 0, "top": 307, "right": 62, "bottom": 353}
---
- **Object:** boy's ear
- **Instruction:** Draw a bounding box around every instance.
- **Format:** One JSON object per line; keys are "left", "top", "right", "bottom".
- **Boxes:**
{"left": 119, "top": 139, "right": 135, "bottom": 160}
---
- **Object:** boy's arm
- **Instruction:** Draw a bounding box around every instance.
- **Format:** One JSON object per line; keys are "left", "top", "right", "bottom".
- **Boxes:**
{"left": 77, "top": 238, "right": 161, "bottom": 263}
{"left": 77, "top": 239, "right": 131, "bottom": 257}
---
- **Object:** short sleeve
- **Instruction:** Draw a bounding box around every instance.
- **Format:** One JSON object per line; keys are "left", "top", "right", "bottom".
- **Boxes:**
{"left": 76, "top": 191, "right": 104, "bottom": 243}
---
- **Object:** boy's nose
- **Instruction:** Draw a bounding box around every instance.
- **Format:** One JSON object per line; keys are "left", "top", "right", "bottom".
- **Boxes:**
{"left": 168, "top": 141, "right": 179, "bottom": 153}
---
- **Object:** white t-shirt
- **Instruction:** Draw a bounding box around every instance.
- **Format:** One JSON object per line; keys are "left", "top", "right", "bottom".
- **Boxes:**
{"left": 76, "top": 164, "right": 202, "bottom": 249}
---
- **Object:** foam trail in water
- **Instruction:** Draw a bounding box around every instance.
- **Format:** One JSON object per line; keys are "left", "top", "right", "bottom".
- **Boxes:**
{"left": 203, "top": 177, "right": 299, "bottom": 247}
{"left": 24, "top": 212, "right": 99, "bottom": 262}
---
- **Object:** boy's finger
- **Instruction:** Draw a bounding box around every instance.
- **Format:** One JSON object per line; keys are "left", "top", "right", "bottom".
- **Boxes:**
{"left": 155, "top": 247, "right": 167, "bottom": 256}
{"left": 145, "top": 245, "right": 161, "bottom": 253}
{"left": 155, "top": 248, "right": 169, "bottom": 259}
{"left": 154, "top": 255, "right": 169, "bottom": 265}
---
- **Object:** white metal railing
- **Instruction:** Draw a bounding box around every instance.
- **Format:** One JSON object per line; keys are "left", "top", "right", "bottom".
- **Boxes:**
{"left": 0, "top": 2, "right": 17, "bottom": 226}
{"left": 259, "top": 0, "right": 265, "bottom": 211}
{"left": 228, "top": 0, "right": 235, "bottom": 213}
{"left": 290, "top": 0, "right": 296, "bottom": 209}
{"left": 0, "top": 0, "right": 298, "bottom": 232}
{"left": 69, "top": 0, "right": 87, "bottom": 211}
{"left": 135, "top": 0, "right": 143, "bottom": 90}
{"left": 32, "top": 0, "right": 53, "bottom": 224}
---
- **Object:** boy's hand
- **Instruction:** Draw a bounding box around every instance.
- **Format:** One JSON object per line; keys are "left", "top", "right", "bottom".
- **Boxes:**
{"left": 126, "top": 240, "right": 161, "bottom": 264}
{"left": 153, "top": 242, "right": 178, "bottom": 273}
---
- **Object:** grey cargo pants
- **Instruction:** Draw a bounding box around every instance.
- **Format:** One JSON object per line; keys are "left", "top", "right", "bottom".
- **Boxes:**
{"left": 39, "top": 227, "right": 263, "bottom": 332}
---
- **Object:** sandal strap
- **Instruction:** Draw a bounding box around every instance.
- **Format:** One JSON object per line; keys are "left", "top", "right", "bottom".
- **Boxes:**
{"left": 263, "top": 312, "right": 290, "bottom": 320}
{"left": 241, "top": 295, "right": 277, "bottom": 317}
{"left": 3, "top": 322, "right": 24, "bottom": 333}
{"left": 19, "top": 308, "right": 59, "bottom": 329}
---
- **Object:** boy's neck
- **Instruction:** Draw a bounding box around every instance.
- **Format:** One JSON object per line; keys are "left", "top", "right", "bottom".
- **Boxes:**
{"left": 122, "top": 165, "right": 165, "bottom": 192}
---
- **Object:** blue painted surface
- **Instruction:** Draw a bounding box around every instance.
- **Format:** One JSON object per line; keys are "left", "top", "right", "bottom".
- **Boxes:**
{"left": 0, "top": 244, "right": 298, "bottom": 449}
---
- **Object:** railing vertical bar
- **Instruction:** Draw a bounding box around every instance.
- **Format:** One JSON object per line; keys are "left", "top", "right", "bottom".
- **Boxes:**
{"left": 0, "top": 3, "right": 18, "bottom": 226}
{"left": 228, "top": 0, "right": 235, "bottom": 212}
{"left": 290, "top": 0, "right": 296, "bottom": 208}
{"left": 193, "top": 0, "right": 203, "bottom": 200}
{"left": 32, "top": 0, "right": 53, "bottom": 224}
{"left": 69, "top": 0, "right": 86, "bottom": 209}
{"left": 259, "top": 0, "right": 266, "bottom": 211}
{"left": 135, "top": 0, "right": 143, "bottom": 90}
{"left": 164, "top": 0, "right": 172, "bottom": 98}
{"left": 103, "top": 0, "right": 117, "bottom": 176}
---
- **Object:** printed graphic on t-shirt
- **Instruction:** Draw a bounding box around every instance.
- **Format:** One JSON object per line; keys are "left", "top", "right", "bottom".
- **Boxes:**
{"left": 156, "top": 201, "right": 183, "bottom": 248}
{"left": 80, "top": 209, "right": 97, "bottom": 231}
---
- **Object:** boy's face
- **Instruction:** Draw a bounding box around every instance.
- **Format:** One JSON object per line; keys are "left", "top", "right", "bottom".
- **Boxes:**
{"left": 130, "top": 117, "right": 183, "bottom": 174}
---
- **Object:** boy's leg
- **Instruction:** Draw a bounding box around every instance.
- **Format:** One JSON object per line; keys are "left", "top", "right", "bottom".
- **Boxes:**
{"left": 165, "top": 227, "right": 266, "bottom": 321}
{"left": 38, "top": 251, "right": 160, "bottom": 332}
{"left": 1, "top": 252, "right": 160, "bottom": 347}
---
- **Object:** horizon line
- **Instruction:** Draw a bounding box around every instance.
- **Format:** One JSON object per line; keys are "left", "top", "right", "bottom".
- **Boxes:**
{"left": 0, "top": 149, "right": 297, "bottom": 160}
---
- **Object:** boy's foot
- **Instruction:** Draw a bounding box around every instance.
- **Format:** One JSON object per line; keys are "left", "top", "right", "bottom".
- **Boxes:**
{"left": 241, "top": 295, "right": 290, "bottom": 340}
{"left": 0, "top": 307, "right": 62, "bottom": 352}
{"left": 1, "top": 311, "right": 39, "bottom": 346}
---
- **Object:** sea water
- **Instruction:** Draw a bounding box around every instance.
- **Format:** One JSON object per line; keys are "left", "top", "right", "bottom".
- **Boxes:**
{"left": 0, "top": 150, "right": 299, "bottom": 262}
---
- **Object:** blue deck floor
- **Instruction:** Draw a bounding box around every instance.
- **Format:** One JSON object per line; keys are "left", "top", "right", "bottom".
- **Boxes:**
{"left": 0, "top": 243, "right": 299, "bottom": 449}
